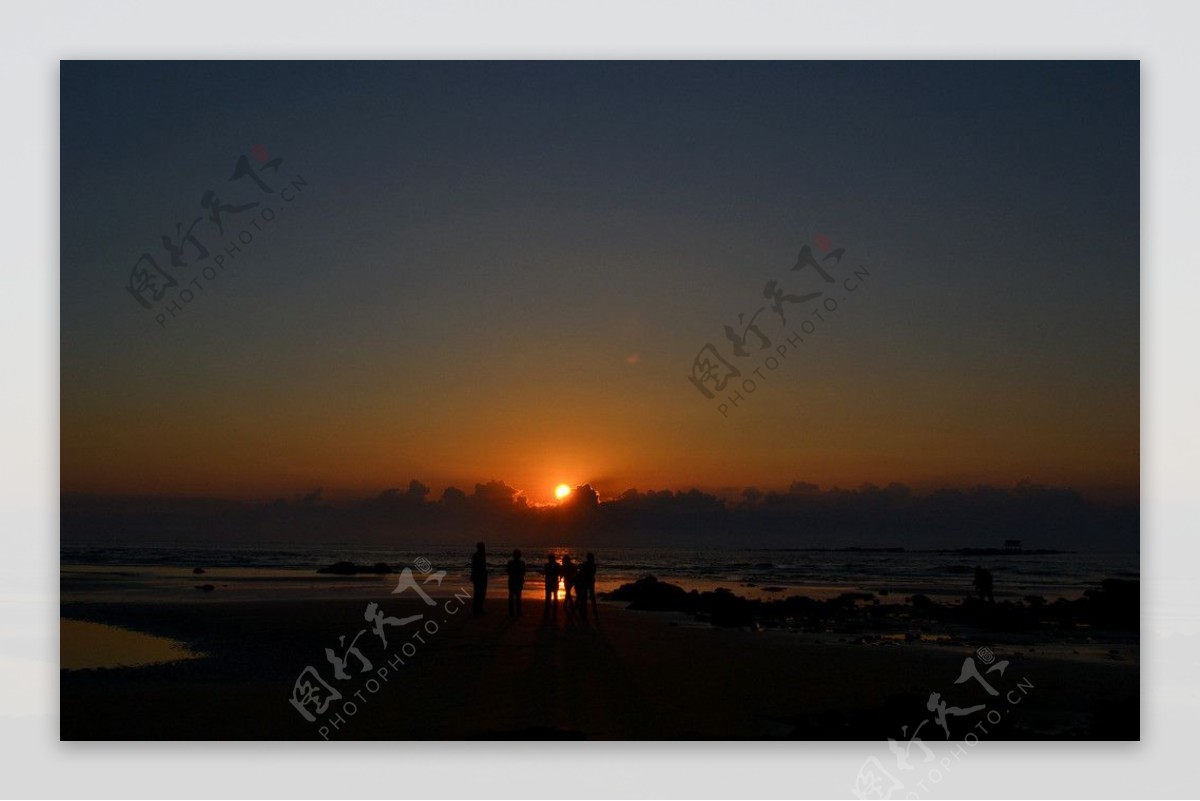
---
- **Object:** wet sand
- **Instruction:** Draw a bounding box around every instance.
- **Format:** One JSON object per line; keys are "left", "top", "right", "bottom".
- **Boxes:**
{"left": 60, "top": 619, "right": 201, "bottom": 670}
{"left": 60, "top": 574, "right": 1138, "bottom": 740}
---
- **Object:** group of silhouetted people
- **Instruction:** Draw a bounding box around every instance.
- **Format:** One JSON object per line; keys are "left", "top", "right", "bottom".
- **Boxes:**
{"left": 469, "top": 542, "right": 598, "bottom": 621}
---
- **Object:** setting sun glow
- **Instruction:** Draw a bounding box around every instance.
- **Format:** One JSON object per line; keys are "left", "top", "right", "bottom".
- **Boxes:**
{"left": 555, "top": 484, "right": 571, "bottom": 500}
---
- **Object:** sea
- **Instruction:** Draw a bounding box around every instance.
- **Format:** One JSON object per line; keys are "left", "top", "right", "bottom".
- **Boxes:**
{"left": 60, "top": 544, "right": 1139, "bottom": 602}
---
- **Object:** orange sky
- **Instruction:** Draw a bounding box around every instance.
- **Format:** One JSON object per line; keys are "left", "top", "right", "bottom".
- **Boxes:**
{"left": 60, "top": 62, "right": 1139, "bottom": 506}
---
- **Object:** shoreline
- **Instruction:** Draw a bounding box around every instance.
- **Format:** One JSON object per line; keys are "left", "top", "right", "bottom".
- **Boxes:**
{"left": 61, "top": 552, "right": 1136, "bottom": 605}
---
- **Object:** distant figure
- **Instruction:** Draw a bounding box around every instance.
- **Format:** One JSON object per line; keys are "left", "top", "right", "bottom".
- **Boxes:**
{"left": 505, "top": 548, "right": 527, "bottom": 617}
{"left": 470, "top": 542, "right": 488, "bottom": 616}
{"left": 561, "top": 555, "right": 578, "bottom": 608}
{"left": 543, "top": 553, "right": 560, "bottom": 613}
{"left": 973, "top": 566, "right": 995, "bottom": 604}
{"left": 575, "top": 552, "right": 598, "bottom": 619}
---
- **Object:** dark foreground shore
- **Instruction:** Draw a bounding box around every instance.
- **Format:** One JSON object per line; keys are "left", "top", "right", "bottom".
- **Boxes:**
{"left": 60, "top": 576, "right": 1137, "bottom": 740}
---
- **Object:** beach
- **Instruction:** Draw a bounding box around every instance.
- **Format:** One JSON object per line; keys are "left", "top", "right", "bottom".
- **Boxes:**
{"left": 60, "top": 567, "right": 1138, "bottom": 740}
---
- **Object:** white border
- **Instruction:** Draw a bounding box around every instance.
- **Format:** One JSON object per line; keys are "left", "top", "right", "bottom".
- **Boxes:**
{"left": 4, "top": 1, "right": 1196, "bottom": 798}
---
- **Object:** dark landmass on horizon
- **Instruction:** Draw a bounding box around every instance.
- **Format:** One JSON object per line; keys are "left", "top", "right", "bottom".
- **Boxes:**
{"left": 62, "top": 479, "right": 1138, "bottom": 552}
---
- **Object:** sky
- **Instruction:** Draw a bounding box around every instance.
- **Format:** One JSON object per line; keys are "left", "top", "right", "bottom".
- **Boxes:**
{"left": 60, "top": 61, "right": 1139, "bottom": 506}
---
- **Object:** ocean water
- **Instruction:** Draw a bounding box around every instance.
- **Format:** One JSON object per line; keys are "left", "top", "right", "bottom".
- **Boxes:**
{"left": 60, "top": 544, "right": 1138, "bottom": 601}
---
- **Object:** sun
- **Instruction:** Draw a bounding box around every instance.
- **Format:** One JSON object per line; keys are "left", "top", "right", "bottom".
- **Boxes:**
{"left": 555, "top": 484, "right": 572, "bottom": 500}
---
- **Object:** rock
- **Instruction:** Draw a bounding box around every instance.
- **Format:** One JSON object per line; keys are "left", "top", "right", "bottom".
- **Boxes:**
{"left": 606, "top": 575, "right": 690, "bottom": 611}
{"left": 698, "top": 587, "right": 755, "bottom": 628}
{"left": 195, "top": 584, "right": 215, "bottom": 592}
{"left": 192, "top": 567, "right": 206, "bottom": 574}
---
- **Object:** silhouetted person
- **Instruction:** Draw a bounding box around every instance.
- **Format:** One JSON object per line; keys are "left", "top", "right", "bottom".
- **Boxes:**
{"left": 506, "top": 548, "right": 527, "bottom": 617}
{"left": 470, "top": 542, "right": 488, "bottom": 616}
{"left": 543, "top": 553, "right": 560, "bottom": 613}
{"left": 575, "top": 552, "right": 598, "bottom": 619}
{"left": 561, "top": 555, "right": 578, "bottom": 609}
{"left": 973, "top": 566, "right": 995, "bottom": 604}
